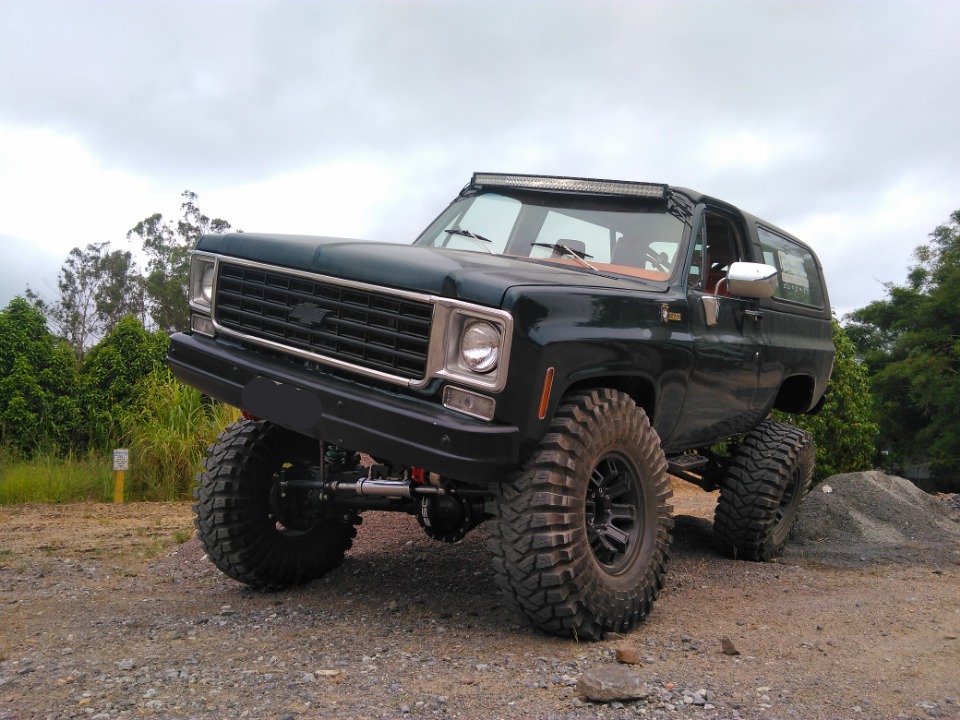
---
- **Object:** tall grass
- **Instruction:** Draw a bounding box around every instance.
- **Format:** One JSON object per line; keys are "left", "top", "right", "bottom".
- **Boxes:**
{"left": 0, "top": 451, "right": 113, "bottom": 504}
{"left": 120, "top": 369, "right": 240, "bottom": 501}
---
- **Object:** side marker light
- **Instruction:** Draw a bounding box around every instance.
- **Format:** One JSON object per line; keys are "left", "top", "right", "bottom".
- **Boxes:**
{"left": 538, "top": 367, "right": 555, "bottom": 420}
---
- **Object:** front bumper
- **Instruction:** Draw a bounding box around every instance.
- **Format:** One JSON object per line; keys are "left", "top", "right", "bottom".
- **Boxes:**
{"left": 167, "top": 333, "right": 521, "bottom": 484}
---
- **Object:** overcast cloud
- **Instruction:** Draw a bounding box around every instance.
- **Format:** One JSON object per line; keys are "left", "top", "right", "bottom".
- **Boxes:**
{"left": 2, "top": 0, "right": 958, "bottom": 317}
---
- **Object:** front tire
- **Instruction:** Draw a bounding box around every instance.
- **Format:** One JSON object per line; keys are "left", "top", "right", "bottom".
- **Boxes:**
{"left": 486, "top": 389, "right": 673, "bottom": 640}
{"left": 713, "top": 420, "right": 814, "bottom": 561}
{"left": 194, "top": 419, "right": 359, "bottom": 588}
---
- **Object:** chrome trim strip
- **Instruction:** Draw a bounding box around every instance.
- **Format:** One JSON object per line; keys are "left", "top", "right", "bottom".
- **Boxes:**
{"left": 210, "top": 254, "right": 439, "bottom": 303}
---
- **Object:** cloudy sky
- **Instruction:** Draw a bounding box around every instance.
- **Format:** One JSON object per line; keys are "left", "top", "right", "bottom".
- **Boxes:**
{"left": 2, "top": 0, "right": 958, "bottom": 318}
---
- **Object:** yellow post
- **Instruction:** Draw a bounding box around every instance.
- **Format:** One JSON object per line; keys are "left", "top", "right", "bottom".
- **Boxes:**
{"left": 112, "top": 449, "right": 129, "bottom": 503}
{"left": 113, "top": 469, "right": 125, "bottom": 503}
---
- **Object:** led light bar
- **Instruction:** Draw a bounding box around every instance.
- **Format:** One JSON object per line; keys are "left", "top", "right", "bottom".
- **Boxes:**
{"left": 471, "top": 172, "right": 667, "bottom": 199}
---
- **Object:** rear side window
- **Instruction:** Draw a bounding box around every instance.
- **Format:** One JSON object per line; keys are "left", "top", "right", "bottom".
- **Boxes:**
{"left": 757, "top": 226, "right": 824, "bottom": 307}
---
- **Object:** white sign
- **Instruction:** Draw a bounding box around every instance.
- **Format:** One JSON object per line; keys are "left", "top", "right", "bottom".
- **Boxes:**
{"left": 113, "top": 449, "right": 129, "bottom": 472}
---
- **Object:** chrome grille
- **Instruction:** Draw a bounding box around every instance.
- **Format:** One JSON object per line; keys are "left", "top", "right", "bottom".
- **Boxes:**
{"left": 214, "top": 263, "right": 433, "bottom": 380}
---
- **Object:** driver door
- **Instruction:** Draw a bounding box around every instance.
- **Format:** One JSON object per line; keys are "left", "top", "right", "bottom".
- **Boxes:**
{"left": 675, "top": 208, "right": 765, "bottom": 446}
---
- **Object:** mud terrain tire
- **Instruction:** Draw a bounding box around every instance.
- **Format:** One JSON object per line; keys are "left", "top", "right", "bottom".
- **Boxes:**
{"left": 486, "top": 389, "right": 673, "bottom": 640}
{"left": 714, "top": 420, "right": 814, "bottom": 561}
{"left": 194, "top": 419, "right": 359, "bottom": 587}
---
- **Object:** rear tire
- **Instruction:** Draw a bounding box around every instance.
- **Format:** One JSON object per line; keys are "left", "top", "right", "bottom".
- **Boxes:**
{"left": 713, "top": 420, "right": 814, "bottom": 561}
{"left": 194, "top": 419, "right": 359, "bottom": 587}
{"left": 486, "top": 389, "right": 673, "bottom": 640}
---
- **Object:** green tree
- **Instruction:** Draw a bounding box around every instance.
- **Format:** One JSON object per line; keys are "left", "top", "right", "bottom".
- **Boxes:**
{"left": 80, "top": 316, "right": 170, "bottom": 449}
{"left": 129, "top": 190, "right": 230, "bottom": 334}
{"left": 845, "top": 208, "right": 960, "bottom": 490}
{"left": 0, "top": 298, "right": 80, "bottom": 456}
{"left": 773, "top": 317, "right": 878, "bottom": 481}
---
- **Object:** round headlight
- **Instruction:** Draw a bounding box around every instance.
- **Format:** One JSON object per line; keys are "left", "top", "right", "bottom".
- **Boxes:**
{"left": 460, "top": 320, "right": 501, "bottom": 373}
{"left": 200, "top": 266, "right": 215, "bottom": 303}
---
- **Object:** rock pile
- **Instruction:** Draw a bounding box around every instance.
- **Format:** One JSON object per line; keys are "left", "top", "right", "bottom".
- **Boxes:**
{"left": 788, "top": 471, "right": 960, "bottom": 566}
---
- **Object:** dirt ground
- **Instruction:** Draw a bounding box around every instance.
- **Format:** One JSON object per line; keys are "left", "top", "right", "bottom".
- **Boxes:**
{"left": 1, "top": 472, "right": 958, "bottom": 720}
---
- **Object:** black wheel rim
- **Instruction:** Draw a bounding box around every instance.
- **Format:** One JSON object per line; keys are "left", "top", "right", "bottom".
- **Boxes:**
{"left": 585, "top": 453, "right": 643, "bottom": 573}
{"left": 267, "top": 463, "right": 315, "bottom": 535}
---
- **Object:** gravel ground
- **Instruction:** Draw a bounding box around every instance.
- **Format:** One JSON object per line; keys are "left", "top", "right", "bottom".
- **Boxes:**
{"left": 1, "top": 473, "right": 959, "bottom": 720}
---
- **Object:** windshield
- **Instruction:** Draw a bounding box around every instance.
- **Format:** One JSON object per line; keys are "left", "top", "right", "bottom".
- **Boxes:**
{"left": 414, "top": 191, "right": 688, "bottom": 281}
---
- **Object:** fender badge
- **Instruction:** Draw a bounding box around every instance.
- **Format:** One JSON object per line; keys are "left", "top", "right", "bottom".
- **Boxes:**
{"left": 660, "top": 304, "right": 682, "bottom": 323}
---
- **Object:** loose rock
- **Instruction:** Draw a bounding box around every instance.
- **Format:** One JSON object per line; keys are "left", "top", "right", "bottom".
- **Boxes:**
{"left": 615, "top": 645, "right": 642, "bottom": 665}
{"left": 721, "top": 637, "right": 741, "bottom": 656}
{"left": 577, "top": 665, "right": 655, "bottom": 703}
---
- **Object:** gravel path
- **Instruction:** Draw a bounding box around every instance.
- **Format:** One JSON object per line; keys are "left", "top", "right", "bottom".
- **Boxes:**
{"left": 1, "top": 474, "right": 959, "bottom": 720}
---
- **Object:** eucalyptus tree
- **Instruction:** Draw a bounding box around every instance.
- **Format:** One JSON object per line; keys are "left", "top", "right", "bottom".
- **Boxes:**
{"left": 129, "top": 190, "right": 231, "bottom": 334}
{"left": 48, "top": 242, "right": 144, "bottom": 363}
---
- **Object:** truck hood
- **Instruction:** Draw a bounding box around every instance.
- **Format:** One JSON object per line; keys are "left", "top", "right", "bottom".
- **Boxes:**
{"left": 197, "top": 233, "right": 665, "bottom": 308}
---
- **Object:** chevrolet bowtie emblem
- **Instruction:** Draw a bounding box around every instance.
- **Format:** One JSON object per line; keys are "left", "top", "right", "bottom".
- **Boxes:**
{"left": 289, "top": 303, "right": 331, "bottom": 327}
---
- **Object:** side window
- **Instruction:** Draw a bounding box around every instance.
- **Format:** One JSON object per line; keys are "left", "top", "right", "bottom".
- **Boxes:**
{"left": 757, "top": 227, "right": 824, "bottom": 307}
{"left": 688, "top": 210, "right": 745, "bottom": 294}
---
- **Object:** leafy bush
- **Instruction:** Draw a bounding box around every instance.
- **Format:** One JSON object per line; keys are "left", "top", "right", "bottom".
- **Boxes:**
{"left": 80, "top": 316, "right": 169, "bottom": 450}
{"left": 0, "top": 298, "right": 81, "bottom": 456}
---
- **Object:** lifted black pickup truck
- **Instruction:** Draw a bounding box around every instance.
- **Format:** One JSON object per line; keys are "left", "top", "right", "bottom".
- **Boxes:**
{"left": 168, "top": 172, "right": 834, "bottom": 639}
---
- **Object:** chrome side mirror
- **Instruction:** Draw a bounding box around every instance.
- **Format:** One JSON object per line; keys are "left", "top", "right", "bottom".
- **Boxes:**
{"left": 725, "top": 262, "right": 778, "bottom": 298}
{"left": 701, "top": 262, "right": 778, "bottom": 326}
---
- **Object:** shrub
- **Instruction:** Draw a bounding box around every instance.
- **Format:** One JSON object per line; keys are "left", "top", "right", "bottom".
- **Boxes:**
{"left": 120, "top": 369, "right": 239, "bottom": 500}
{"left": 0, "top": 298, "right": 81, "bottom": 456}
{"left": 80, "top": 316, "right": 169, "bottom": 450}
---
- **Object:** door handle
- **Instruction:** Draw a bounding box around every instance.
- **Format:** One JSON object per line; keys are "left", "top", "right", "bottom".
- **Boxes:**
{"left": 744, "top": 309, "right": 765, "bottom": 321}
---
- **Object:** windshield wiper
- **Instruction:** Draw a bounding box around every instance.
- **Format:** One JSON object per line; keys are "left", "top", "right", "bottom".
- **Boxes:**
{"left": 444, "top": 228, "right": 494, "bottom": 253}
{"left": 531, "top": 242, "right": 598, "bottom": 270}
